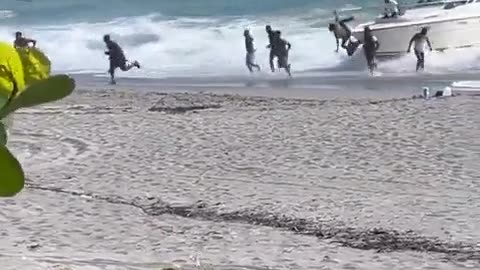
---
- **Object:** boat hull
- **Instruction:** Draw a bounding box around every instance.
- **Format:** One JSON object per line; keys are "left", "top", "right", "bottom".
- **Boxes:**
{"left": 352, "top": 16, "right": 480, "bottom": 57}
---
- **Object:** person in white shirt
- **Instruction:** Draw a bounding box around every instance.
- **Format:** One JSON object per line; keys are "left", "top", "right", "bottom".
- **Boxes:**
{"left": 384, "top": 0, "right": 399, "bottom": 18}
{"left": 407, "top": 27, "right": 433, "bottom": 71}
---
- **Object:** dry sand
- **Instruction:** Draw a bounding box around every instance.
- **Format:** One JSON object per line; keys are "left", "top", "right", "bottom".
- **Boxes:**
{"left": 1, "top": 87, "right": 480, "bottom": 269}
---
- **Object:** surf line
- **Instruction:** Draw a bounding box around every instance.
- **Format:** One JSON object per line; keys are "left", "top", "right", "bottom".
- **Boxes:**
{"left": 25, "top": 182, "right": 480, "bottom": 261}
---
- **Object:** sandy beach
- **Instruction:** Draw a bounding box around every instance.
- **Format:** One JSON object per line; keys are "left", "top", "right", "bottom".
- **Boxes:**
{"left": 1, "top": 78, "right": 480, "bottom": 269}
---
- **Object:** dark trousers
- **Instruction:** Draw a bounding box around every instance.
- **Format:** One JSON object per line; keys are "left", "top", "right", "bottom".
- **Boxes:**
{"left": 364, "top": 49, "right": 377, "bottom": 72}
{"left": 109, "top": 59, "right": 127, "bottom": 74}
{"left": 269, "top": 49, "right": 276, "bottom": 71}
{"left": 415, "top": 50, "right": 425, "bottom": 71}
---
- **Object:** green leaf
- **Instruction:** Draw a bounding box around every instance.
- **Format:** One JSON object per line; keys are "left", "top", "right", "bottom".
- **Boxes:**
{"left": 0, "top": 121, "right": 6, "bottom": 146}
{"left": 0, "top": 144, "right": 24, "bottom": 197}
{"left": 16, "top": 47, "right": 51, "bottom": 87}
{"left": 0, "top": 43, "right": 26, "bottom": 99}
{"left": 0, "top": 74, "right": 75, "bottom": 118}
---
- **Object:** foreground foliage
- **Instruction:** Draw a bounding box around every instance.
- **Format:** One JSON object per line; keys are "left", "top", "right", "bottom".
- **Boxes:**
{"left": 0, "top": 42, "right": 75, "bottom": 197}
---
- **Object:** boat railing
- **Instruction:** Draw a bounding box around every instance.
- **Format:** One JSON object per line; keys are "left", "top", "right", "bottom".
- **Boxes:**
{"left": 335, "top": 0, "right": 470, "bottom": 21}
{"left": 399, "top": 0, "right": 466, "bottom": 11}
{"left": 396, "top": 0, "right": 470, "bottom": 16}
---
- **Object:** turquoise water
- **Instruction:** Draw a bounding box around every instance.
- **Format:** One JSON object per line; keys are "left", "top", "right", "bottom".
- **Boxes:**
{"left": 4, "top": 0, "right": 381, "bottom": 24}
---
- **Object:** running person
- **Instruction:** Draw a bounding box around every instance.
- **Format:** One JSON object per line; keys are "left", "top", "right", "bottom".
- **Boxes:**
{"left": 265, "top": 25, "right": 277, "bottom": 72}
{"left": 244, "top": 29, "right": 261, "bottom": 73}
{"left": 407, "top": 27, "right": 433, "bottom": 71}
{"left": 363, "top": 26, "right": 380, "bottom": 74}
{"left": 103, "top": 34, "right": 140, "bottom": 84}
{"left": 273, "top": 31, "right": 292, "bottom": 77}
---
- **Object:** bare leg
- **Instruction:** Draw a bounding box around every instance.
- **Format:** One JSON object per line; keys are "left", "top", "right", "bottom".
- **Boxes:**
{"left": 339, "top": 21, "right": 352, "bottom": 49}
{"left": 285, "top": 65, "right": 292, "bottom": 77}
{"left": 246, "top": 53, "right": 258, "bottom": 73}
{"left": 279, "top": 56, "right": 291, "bottom": 77}
{"left": 285, "top": 59, "right": 292, "bottom": 77}
{"left": 415, "top": 51, "right": 419, "bottom": 71}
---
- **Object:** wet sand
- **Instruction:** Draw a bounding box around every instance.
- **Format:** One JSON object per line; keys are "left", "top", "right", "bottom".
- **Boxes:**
{"left": 1, "top": 83, "right": 480, "bottom": 269}
{"left": 71, "top": 71, "right": 480, "bottom": 98}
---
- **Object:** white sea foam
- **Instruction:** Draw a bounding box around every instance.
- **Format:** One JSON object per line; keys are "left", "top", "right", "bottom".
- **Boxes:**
{"left": 0, "top": 13, "right": 344, "bottom": 78}
{"left": 1, "top": 12, "right": 480, "bottom": 79}
{"left": 0, "top": 10, "right": 16, "bottom": 19}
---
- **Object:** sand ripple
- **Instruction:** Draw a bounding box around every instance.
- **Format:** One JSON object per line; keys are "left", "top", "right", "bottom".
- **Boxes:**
{"left": 2, "top": 89, "right": 480, "bottom": 269}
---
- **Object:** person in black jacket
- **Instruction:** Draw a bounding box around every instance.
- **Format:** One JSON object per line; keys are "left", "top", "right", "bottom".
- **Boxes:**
{"left": 273, "top": 31, "right": 292, "bottom": 77}
{"left": 362, "top": 27, "right": 380, "bottom": 74}
{"left": 103, "top": 34, "right": 140, "bottom": 84}
{"left": 265, "top": 25, "right": 277, "bottom": 72}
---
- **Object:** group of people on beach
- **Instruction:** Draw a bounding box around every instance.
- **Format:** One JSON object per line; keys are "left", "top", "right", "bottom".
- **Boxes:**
{"left": 13, "top": 0, "right": 434, "bottom": 84}
{"left": 11, "top": 31, "right": 142, "bottom": 85}
{"left": 329, "top": 2, "right": 433, "bottom": 74}
{"left": 243, "top": 25, "right": 292, "bottom": 77}
{"left": 14, "top": 26, "right": 293, "bottom": 82}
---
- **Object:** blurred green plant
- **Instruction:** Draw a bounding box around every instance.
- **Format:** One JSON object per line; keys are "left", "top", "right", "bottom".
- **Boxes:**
{"left": 0, "top": 42, "right": 75, "bottom": 197}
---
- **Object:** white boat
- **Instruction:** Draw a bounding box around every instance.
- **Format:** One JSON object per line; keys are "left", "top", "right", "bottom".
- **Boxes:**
{"left": 451, "top": 80, "right": 480, "bottom": 91}
{"left": 350, "top": 0, "right": 480, "bottom": 57}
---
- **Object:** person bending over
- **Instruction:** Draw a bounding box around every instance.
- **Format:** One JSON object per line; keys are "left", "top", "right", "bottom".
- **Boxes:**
{"left": 329, "top": 10, "right": 355, "bottom": 52}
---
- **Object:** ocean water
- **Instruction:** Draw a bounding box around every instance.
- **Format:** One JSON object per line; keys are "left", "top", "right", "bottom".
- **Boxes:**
{"left": 3, "top": 2, "right": 480, "bottom": 269}
{"left": 2, "top": 0, "right": 480, "bottom": 79}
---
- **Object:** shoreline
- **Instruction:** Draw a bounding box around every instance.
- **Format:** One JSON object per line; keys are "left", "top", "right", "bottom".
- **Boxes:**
{"left": 68, "top": 71, "right": 480, "bottom": 100}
